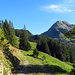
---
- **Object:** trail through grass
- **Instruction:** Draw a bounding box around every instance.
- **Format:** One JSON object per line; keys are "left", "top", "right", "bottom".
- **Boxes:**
{"left": 2, "top": 41, "right": 73, "bottom": 75}
{"left": 19, "top": 41, "right": 73, "bottom": 75}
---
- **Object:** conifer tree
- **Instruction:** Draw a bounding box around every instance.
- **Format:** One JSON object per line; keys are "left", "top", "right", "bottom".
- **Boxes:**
{"left": 3, "top": 19, "right": 10, "bottom": 40}
{"left": 19, "top": 25, "right": 31, "bottom": 51}
{"left": 47, "top": 39, "right": 53, "bottom": 56}
{"left": 2, "top": 19, "right": 18, "bottom": 48}
{"left": 0, "top": 20, "right": 1, "bottom": 28}
{"left": 69, "top": 48, "right": 75, "bottom": 63}
{"left": 37, "top": 38, "right": 50, "bottom": 55}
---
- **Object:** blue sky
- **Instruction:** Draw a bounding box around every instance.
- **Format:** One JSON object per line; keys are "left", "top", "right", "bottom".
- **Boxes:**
{"left": 0, "top": 0, "right": 75, "bottom": 35}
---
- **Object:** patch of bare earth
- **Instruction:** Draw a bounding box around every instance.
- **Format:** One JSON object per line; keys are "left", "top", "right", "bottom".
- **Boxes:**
{"left": 17, "top": 61, "right": 29, "bottom": 75}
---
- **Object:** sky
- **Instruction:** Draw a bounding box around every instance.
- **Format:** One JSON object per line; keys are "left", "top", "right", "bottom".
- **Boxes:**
{"left": 0, "top": 0, "right": 75, "bottom": 35}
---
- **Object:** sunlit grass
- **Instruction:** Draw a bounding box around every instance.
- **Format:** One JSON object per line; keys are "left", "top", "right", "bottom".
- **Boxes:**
{"left": 0, "top": 40, "right": 73, "bottom": 75}
{"left": 20, "top": 41, "right": 74, "bottom": 75}
{"left": 21, "top": 50, "right": 73, "bottom": 75}
{"left": 29, "top": 41, "right": 37, "bottom": 50}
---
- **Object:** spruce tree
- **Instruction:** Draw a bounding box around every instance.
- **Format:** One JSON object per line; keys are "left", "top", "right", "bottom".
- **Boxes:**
{"left": 19, "top": 25, "right": 31, "bottom": 51}
{"left": 47, "top": 39, "right": 53, "bottom": 56}
{"left": 69, "top": 48, "right": 75, "bottom": 63}
{"left": 37, "top": 38, "right": 50, "bottom": 55}
{"left": 2, "top": 20, "right": 18, "bottom": 48}
{"left": 0, "top": 23, "right": 1, "bottom": 28}
{"left": 0, "top": 20, "right": 1, "bottom": 28}
{"left": 3, "top": 19, "right": 10, "bottom": 40}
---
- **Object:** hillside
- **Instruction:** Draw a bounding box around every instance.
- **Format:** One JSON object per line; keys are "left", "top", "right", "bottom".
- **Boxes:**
{"left": 0, "top": 20, "right": 75, "bottom": 75}
{"left": 20, "top": 48, "right": 74, "bottom": 75}
{"left": 0, "top": 40, "right": 74, "bottom": 75}
{"left": 15, "top": 29, "right": 32, "bottom": 37}
{"left": 0, "top": 36, "right": 74, "bottom": 75}
{"left": 8, "top": 42, "right": 74, "bottom": 75}
{"left": 42, "top": 21, "right": 73, "bottom": 42}
{"left": 29, "top": 35, "right": 51, "bottom": 42}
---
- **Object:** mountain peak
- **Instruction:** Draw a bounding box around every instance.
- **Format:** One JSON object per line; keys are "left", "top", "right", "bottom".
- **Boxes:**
{"left": 42, "top": 20, "right": 73, "bottom": 41}
{"left": 57, "top": 20, "right": 62, "bottom": 23}
{"left": 56, "top": 20, "right": 73, "bottom": 26}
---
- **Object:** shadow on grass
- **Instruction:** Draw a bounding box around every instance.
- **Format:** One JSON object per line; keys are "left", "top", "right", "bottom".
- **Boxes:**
{"left": 27, "top": 54, "right": 45, "bottom": 61}
{"left": 16, "top": 64, "right": 67, "bottom": 74}
{"left": 3, "top": 50, "right": 69, "bottom": 74}
{"left": 45, "top": 65, "right": 67, "bottom": 73}
{"left": 3, "top": 48, "right": 20, "bottom": 73}
{"left": 3, "top": 47, "right": 69, "bottom": 74}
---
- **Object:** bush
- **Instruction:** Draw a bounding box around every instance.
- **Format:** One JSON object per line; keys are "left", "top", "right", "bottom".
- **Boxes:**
{"left": 33, "top": 48, "right": 39, "bottom": 57}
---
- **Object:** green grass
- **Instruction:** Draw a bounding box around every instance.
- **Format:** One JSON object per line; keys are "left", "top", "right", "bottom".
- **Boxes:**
{"left": 39, "top": 52, "right": 73, "bottom": 73}
{"left": 0, "top": 28, "right": 4, "bottom": 41}
{"left": 20, "top": 49, "right": 73, "bottom": 75}
{"left": 1, "top": 40, "right": 73, "bottom": 75}
{"left": 20, "top": 41, "right": 74, "bottom": 75}
{"left": 0, "top": 39, "right": 74, "bottom": 75}
{"left": 0, "top": 50, "right": 13, "bottom": 74}
{"left": 3, "top": 69, "right": 8, "bottom": 75}
{"left": 29, "top": 41, "right": 37, "bottom": 50}
{"left": 66, "top": 62, "right": 74, "bottom": 66}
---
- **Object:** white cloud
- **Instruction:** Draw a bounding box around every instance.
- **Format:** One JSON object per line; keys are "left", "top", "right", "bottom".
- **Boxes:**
{"left": 41, "top": 0, "right": 74, "bottom": 13}
{"left": 42, "top": 4, "right": 73, "bottom": 13}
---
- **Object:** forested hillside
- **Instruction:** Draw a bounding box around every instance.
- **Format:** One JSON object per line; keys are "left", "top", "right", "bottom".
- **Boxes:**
{"left": 0, "top": 19, "right": 75, "bottom": 75}
{"left": 37, "top": 38, "right": 75, "bottom": 63}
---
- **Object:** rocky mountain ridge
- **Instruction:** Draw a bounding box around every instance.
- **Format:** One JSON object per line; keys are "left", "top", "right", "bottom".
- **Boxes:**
{"left": 42, "top": 21, "right": 73, "bottom": 41}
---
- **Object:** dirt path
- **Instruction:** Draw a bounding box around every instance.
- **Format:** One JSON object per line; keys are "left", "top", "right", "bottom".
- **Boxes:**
{"left": 16, "top": 59, "right": 52, "bottom": 75}
{"left": 16, "top": 60, "right": 53, "bottom": 75}
{"left": 17, "top": 61, "right": 29, "bottom": 75}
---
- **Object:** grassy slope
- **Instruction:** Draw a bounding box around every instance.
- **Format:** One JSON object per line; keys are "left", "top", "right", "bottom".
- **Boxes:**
{"left": 19, "top": 41, "right": 73, "bottom": 75}
{"left": 0, "top": 33, "right": 74, "bottom": 75}
{"left": 20, "top": 50, "right": 73, "bottom": 75}
{"left": 0, "top": 28, "right": 12, "bottom": 75}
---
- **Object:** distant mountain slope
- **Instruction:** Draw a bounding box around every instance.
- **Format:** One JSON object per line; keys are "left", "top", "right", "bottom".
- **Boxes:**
{"left": 15, "top": 29, "right": 32, "bottom": 37}
{"left": 42, "top": 21, "right": 73, "bottom": 41}
{"left": 15, "top": 29, "right": 51, "bottom": 42}
{"left": 29, "top": 35, "right": 51, "bottom": 42}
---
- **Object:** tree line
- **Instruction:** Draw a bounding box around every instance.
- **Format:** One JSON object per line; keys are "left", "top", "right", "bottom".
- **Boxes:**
{"left": 1, "top": 19, "right": 75, "bottom": 63}
{"left": 37, "top": 38, "right": 75, "bottom": 63}
{"left": 0, "top": 19, "right": 31, "bottom": 51}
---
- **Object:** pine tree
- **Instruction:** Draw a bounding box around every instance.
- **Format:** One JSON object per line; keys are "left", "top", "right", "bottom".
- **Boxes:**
{"left": 19, "top": 25, "right": 31, "bottom": 51}
{"left": 3, "top": 19, "right": 10, "bottom": 39}
{"left": 0, "top": 20, "right": 1, "bottom": 28}
{"left": 62, "top": 43, "right": 70, "bottom": 61}
{"left": 69, "top": 48, "right": 75, "bottom": 63}
{"left": 0, "top": 23, "right": 1, "bottom": 28}
{"left": 37, "top": 38, "right": 50, "bottom": 55}
{"left": 2, "top": 20, "right": 18, "bottom": 48}
{"left": 47, "top": 39, "right": 53, "bottom": 56}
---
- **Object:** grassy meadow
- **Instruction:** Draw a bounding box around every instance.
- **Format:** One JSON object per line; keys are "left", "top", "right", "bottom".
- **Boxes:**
{"left": 19, "top": 41, "right": 74, "bottom": 75}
